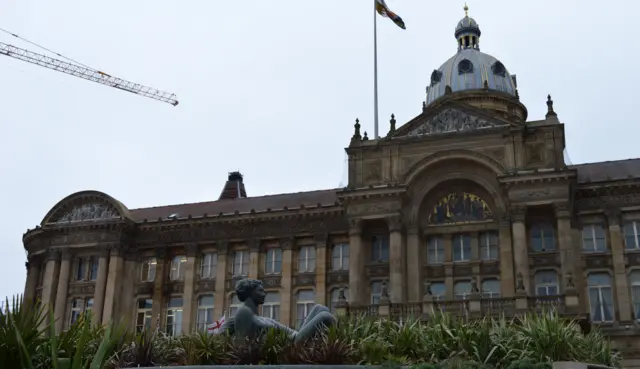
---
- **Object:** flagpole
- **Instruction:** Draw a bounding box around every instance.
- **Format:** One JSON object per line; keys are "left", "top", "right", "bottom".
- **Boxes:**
{"left": 373, "top": 0, "right": 379, "bottom": 139}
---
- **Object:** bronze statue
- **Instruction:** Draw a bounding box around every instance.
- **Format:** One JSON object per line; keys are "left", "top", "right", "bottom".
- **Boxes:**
{"left": 220, "top": 278, "right": 336, "bottom": 344}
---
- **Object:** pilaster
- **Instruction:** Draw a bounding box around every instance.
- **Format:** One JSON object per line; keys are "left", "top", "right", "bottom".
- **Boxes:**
{"left": 248, "top": 239, "right": 260, "bottom": 280}
{"left": 280, "top": 238, "right": 294, "bottom": 326}
{"left": 314, "top": 233, "right": 328, "bottom": 306}
{"left": 554, "top": 202, "right": 575, "bottom": 283}
{"left": 511, "top": 206, "right": 530, "bottom": 294}
{"left": 92, "top": 246, "right": 110, "bottom": 326}
{"left": 151, "top": 248, "right": 167, "bottom": 331}
{"left": 40, "top": 249, "right": 61, "bottom": 331}
{"left": 23, "top": 257, "right": 40, "bottom": 307}
{"left": 348, "top": 219, "right": 365, "bottom": 304}
{"left": 406, "top": 225, "right": 422, "bottom": 301}
{"left": 181, "top": 244, "right": 199, "bottom": 334}
{"left": 213, "top": 242, "right": 228, "bottom": 320}
{"left": 54, "top": 248, "right": 72, "bottom": 334}
{"left": 387, "top": 215, "right": 405, "bottom": 302}
{"left": 102, "top": 245, "right": 126, "bottom": 325}
{"left": 444, "top": 235, "right": 454, "bottom": 300}
{"left": 498, "top": 217, "right": 515, "bottom": 297}
{"left": 607, "top": 208, "right": 632, "bottom": 322}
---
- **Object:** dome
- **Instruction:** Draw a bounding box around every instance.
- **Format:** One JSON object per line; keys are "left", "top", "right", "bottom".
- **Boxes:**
{"left": 425, "top": 5, "right": 517, "bottom": 107}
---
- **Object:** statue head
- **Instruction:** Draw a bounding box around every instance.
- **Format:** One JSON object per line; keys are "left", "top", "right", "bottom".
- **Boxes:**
{"left": 235, "top": 278, "right": 266, "bottom": 306}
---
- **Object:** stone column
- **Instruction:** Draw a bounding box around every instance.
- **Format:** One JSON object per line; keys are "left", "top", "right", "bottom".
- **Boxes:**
{"left": 280, "top": 238, "right": 294, "bottom": 326}
{"left": 388, "top": 215, "right": 406, "bottom": 303}
{"left": 315, "top": 234, "right": 328, "bottom": 306}
{"left": 406, "top": 225, "right": 422, "bottom": 302}
{"left": 248, "top": 239, "right": 260, "bottom": 280}
{"left": 91, "top": 246, "right": 110, "bottom": 326}
{"left": 607, "top": 209, "right": 633, "bottom": 322}
{"left": 40, "top": 249, "right": 61, "bottom": 328}
{"left": 511, "top": 206, "right": 530, "bottom": 294}
{"left": 348, "top": 219, "right": 365, "bottom": 304}
{"left": 102, "top": 246, "right": 126, "bottom": 325}
{"left": 555, "top": 203, "right": 575, "bottom": 281}
{"left": 54, "top": 249, "right": 72, "bottom": 334}
{"left": 181, "top": 244, "right": 198, "bottom": 334}
{"left": 444, "top": 235, "right": 454, "bottom": 300}
{"left": 213, "top": 242, "right": 228, "bottom": 320}
{"left": 23, "top": 258, "right": 40, "bottom": 306}
{"left": 498, "top": 218, "right": 516, "bottom": 297}
{"left": 151, "top": 248, "right": 167, "bottom": 331}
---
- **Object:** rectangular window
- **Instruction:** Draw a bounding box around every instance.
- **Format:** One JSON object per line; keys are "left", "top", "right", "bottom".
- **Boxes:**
{"left": 89, "top": 256, "right": 99, "bottom": 281}
{"left": 370, "top": 281, "right": 390, "bottom": 304}
{"left": 479, "top": 232, "right": 499, "bottom": 260}
{"left": 170, "top": 256, "right": 187, "bottom": 281}
{"left": 196, "top": 295, "right": 214, "bottom": 332}
{"left": 200, "top": 253, "right": 217, "bottom": 279}
{"left": 265, "top": 248, "right": 283, "bottom": 274}
{"left": 69, "top": 298, "right": 84, "bottom": 326}
{"left": 531, "top": 223, "right": 556, "bottom": 252}
{"left": 165, "top": 297, "right": 184, "bottom": 336}
{"left": 298, "top": 246, "right": 316, "bottom": 273}
{"left": 296, "top": 290, "right": 315, "bottom": 329}
{"left": 582, "top": 225, "right": 607, "bottom": 253}
{"left": 371, "top": 235, "right": 390, "bottom": 262}
{"left": 427, "top": 237, "right": 444, "bottom": 264}
{"left": 136, "top": 299, "right": 153, "bottom": 332}
{"left": 261, "top": 292, "right": 281, "bottom": 321}
{"left": 452, "top": 234, "right": 472, "bottom": 262}
{"left": 75, "top": 258, "right": 86, "bottom": 281}
{"left": 429, "top": 282, "right": 446, "bottom": 301}
{"left": 624, "top": 221, "right": 640, "bottom": 250}
{"left": 233, "top": 251, "right": 249, "bottom": 277}
{"left": 141, "top": 258, "right": 157, "bottom": 282}
{"left": 331, "top": 243, "right": 349, "bottom": 271}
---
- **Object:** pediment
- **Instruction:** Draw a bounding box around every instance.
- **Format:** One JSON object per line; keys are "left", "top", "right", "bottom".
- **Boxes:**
{"left": 391, "top": 103, "right": 514, "bottom": 138}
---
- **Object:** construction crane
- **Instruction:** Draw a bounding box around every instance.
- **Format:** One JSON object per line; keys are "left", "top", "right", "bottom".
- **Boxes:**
{"left": 0, "top": 33, "right": 178, "bottom": 106}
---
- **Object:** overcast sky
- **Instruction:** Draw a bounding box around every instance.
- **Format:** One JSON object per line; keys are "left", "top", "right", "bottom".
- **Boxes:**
{"left": 0, "top": 0, "right": 637, "bottom": 298}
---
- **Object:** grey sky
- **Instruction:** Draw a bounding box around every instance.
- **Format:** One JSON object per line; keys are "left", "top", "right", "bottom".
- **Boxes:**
{"left": 0, "top": 0, "right": 637, "bottom": 298}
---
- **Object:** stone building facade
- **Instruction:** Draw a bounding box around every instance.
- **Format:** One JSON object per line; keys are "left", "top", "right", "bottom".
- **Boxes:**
{"left": 20, "top": 7, "right": 640, "bottom": 364}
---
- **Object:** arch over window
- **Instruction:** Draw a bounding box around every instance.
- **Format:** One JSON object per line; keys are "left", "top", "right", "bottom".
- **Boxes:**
{"left": 430, "top": 70, "right": 443, "bottom": 86}
{"left": 458, "top": 59, "right": 474, "bottom": 74}
{"left": 534, "top": 270, "right": 558, "bottom": 296}
{"left": 454, "top": 281, "right": 471, "bottom": 300}
{"left": 491, "top": 61, "right": 506, "bottom": 77}
{"left": 481, "top": 279, "right": 501, "bottom": 298}
{"left": 429, "top": 192, "right": 493, "bottom": 224}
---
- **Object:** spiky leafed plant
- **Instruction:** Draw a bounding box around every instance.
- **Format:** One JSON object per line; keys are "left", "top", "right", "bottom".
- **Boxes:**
{"left": 295, "top": 324, "right": 359, "bottom": 365}
{"left": 178, "top": 331, "right": 231, "bottom": 365}
{"left": 0, "top": 295, "right": 48, "bottom": 369}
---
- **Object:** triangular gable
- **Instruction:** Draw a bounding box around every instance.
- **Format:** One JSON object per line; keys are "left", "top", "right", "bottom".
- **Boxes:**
{"left": 390, "top": 101, "right": 516, "bottom": 138}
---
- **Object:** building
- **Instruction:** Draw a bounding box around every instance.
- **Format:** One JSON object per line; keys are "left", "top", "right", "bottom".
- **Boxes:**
{"left": 21, "top": 6, "right": 640, "bottom": 363}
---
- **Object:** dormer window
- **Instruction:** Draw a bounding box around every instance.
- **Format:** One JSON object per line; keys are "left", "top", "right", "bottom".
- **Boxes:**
{"left": 458, "top": 59, "right": 473, "bottom": 74}
{"left": 491, "top": 61, "right": 506, "bottom": 77}
{"left": 430, "top": 70, "right": 442, "bottom": 86}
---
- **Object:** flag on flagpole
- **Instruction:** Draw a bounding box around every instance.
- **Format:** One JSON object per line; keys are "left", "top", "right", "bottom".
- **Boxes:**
{"left": 207, "top": 315, "right": 226, "bottom": 334}
{"left": 375, "top": 0, "right": 406, "bottom": 29}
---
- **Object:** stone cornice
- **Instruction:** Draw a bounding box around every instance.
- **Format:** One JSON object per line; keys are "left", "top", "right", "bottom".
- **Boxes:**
{"left": 337, "top": 184, "right": 406, "bottom": 202}
{"left": 498, "top": 168, "right": 577, "bottom": 187}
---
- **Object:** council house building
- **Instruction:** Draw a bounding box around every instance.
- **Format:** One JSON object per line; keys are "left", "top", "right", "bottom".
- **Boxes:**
{"left": 21, "top": 7, "right": 640, "bottom": 364}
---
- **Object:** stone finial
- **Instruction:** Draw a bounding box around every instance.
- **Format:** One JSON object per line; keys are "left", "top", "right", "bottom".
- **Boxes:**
{"left": 363, "top": 131, "right": 369, "bottom": 141}
{"left": 388, "top": 114, "right": 396, "bottom": 135}
{"left": 422, "top": 101, "right": 427, "bottom": 113}
{"left": 351, "top": 118, "right": 362, "bottom": 143}
{"left": 546, "top": 94, "right": 557, "bottom": 118}
{"left": 445, "top": 85, "right": 453, "bottom": 94}
{"left": 335, "top": 287, "right": 349, "bottom": 308}
{"left": 516, "top": 272, "right": 526, "bottom": 293}
{"left": 470, "top": 276, "right": 480, "bottom": 293}
{"left": 483, "top": 79, "right": 489, "bottom": 90}
{"left": 380, "top": 280, "right": 390, "bottom": 304}
{"left": 423, "top": 281, "right": 433, "bottom": 299}
{"left": 565, "top": 272, "right": 576, "bottom": 289}
{"left": 515, "top": 89, "right": 520, "bottom": 100}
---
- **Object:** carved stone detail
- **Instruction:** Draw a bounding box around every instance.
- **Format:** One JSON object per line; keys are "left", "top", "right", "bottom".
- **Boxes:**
{"left": 313, "top": 233, "right": 328, "bottom": 245}
{"left": 510, "top": 205, "right": 527, "bottom": 222}
{"left": 366, "top": 264, "right": 390, "bottom": 277}
{"left": 554, "top": 202, "right": 571, "bottom": 219}
{"left": 386, "top": 215, "right": 403, "bottom": 232}
{"left": 50, "top": 203, "right": 119, "bottom": 224}
{"left": 248, "top": 239, "right": 261, "bottom": 253}
{"left": 407, "top": 108, "right": 502, "bottom": 136}
{"left": 280, "top": 237, "right": 294, "bottom": 250}
{"left": 575, "top": 191, "right": 640, "bottom": 211}
{"left": 425, "top": 265, "right": 445, "bottom": 278}
{"left": 480, "top": 262, "right": 500, "bottom": 275}
{"left": 135, "top": 282, "right": 154, "bottom": 295}
{"left": 49, "top": 231, "right": 120, "bottom": 246}
{"left": 196, "top": 279, "right": 216, "bottom": 293}
{"left": 163, "top": 281, "right": 184, "bottom": 295}
{"left": 185, "top": 244, "right": 199, "bottom": 257}
{"left": 69, "top": 283, "right": 95, "bottom": 295}
{"left": 327, "top": 271, "right": 349, "bottom": 284}
{"left": 294, "top": 273, "right": 316, "bottom": 287}
{"left": 261, "top": 275, "right": 282, "bottom": 288}
{"left": 583, "top": 254, "right": 612, "bottom": 269}
{"left": 364, "top": 160, "right": 382, "bottom": 183}
{"left": 46, "top": 248, "right": 61, "bottom": 262}
{"left": 530, "top": 253, "right": 560, "bottom": 267}
{"left": 454, "top": 265, "right": 473, "bottom": 277}
{"left": 347, "top": 201, "right": 400, "bottom": 217}
{"left": 349, "top": 219, "right": 363, "bottom": 235}
{"left": 217, "top": 241, "right": 229, "bottom": 255}
{"left": 627, "top": 253, "right": 640, "bottom": 266}
{"left": 605, "top": 207, "right": 622, "bottom": 226}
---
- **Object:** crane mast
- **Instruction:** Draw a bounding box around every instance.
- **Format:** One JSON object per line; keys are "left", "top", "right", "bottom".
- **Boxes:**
{"left": 0, "top": 41, "right": 178, "bottom": 106}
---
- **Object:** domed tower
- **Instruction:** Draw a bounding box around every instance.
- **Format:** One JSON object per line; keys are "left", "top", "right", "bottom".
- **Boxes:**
{"left": 425, "top": 5, "right": 527, "bottom": 121}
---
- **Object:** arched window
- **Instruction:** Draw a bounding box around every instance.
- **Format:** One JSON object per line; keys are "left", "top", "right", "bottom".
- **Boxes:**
{"left": 429, "top": 282, "right": 446, "bottom": 301}
{"left": 530, "top": 223, "right": 556, "bottom": 252}
{"left": 331, "top": 243, "right": 349, "bottom": 271}
{"left": 170, "top": 255, "right": 186, "bottom": 281}
{"left": 481, "top": 279, "right": 501, "bottom": 298}
{"left": 261, "top": 292, "right": 281, "bottom": 321}
{"left": 534, "top": 270, "right": 559, "bottom": 296}
{"left": 228, "top": 294, "right": 242, "bottom": 316}
{"left": 491, "top": 61, "right": 506, "bottom": 77}
{"left": 196, "top": 294, "right": 214, "bottom": 332}
{"left": 587, "top": 273, "right": 614, "bottom": 323}
{"left": 296, "top": 290, "right": 316, "bottom": 329}
{"left": 630, "top": 271, "right": 640, "bottom": 321}
{"left": 454, "top": 281, "right": 471, "bottom": 300}
{"left": 330, "top": 288, "right": 350, "bottom": 310}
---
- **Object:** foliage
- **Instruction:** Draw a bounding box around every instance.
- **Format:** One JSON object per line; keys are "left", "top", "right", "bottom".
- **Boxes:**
{"left": 1, "top": 295, "right": 622, "bottom": 368}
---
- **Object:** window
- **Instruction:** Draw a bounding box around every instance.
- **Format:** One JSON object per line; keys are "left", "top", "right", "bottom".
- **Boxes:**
{"left": 85, "top": 298, "right": 94, "bottom": 316}
{"left": 296, "top": 290, "right": 316, "bottom": 329}
{"left": 135, "top": 299, "right": 153, "bottom": 332}
{"left": 298, "top": 246, "right": 316, "bottom": 273}
{"left": 587, "top": 273, "right": 614, "bottom": 323}
{"left": 141, "top": 258, "right": 157, "bottom": 282}
{"left": 480, "top": 232, "right": 499, "bottom": 260}
{"left": 75, "top": 258, "right": 86, "bottom": 281}
{"left": 371, "top": 235, "right": 390, "bottom": 262}
{"left": 261, "top": 292, "right": 280, "bottom": 321}
{"left": 89, "top": 256, "right": 99, "bottom": 281}
{"left": 630, "top": 271, "right": 640, "bottom": 321}
{"left": 165, "top": 297, "right": 183, "bottom": 336}
{"left": 331, "top": 243, "right": 349, "bottom": 271}
{"left": 531, "top": 223, "right": 556, "bottom": 252}
{"left": 196, "top": 295, "right": 214, "bottom": 332}
{"left": 453, "top": 234, "right": 471, "bottom": 262}
{"left": 582, "top": 225, "right": 607, "bottom": 253}
{"left": 454, "top": 281, "right": 472, "bottom": 300}
{"left": 69, "top": 298, "right": 83, "bottom": 326}
{"left": 200, "top": 253, "right": 217, "bottom": 279}
{"left": 429, "top": 282, "right": 446, "bottom": 301}
{"left": 370, "top": 281, "right": 389, "bottom": 304}
{"left": 228, "top": 294, "right": 242, "bottom": 316}
{"left": 624, "top": 221, "right": 640, "bottom": 250}
{"left": 264, "top": 248, "right": 283, "bottom": 274}
{"left": 170, "top": 256, "right": 187, "bottom": 281}
{"left": 534, "top": 270, "right": 559, "bottom": 296}
{"left": 330, "top": 288, "right": 350, "bottom": 310}
{"left": 427, "top": 237, "right": 444, "bottom": 264}
{"left": 481, "top": 279, "right": 501, "bottom": 298}
{"left": 458, "top": 59, "right": 474, "bottom": 74}
{"left": 233, "top": 251, "right": 249, "bottom": 277}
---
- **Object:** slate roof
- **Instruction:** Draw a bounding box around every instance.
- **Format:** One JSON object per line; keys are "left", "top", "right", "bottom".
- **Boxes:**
{"left": 570, "top": 158, "right": 640, "bottom": 184}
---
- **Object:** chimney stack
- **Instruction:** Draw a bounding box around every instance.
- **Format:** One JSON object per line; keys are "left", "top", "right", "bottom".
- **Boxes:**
{"left": 218, "top": 171, "right": 247, "bottom": 200}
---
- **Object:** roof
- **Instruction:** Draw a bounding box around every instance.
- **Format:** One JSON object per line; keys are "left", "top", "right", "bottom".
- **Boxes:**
{"left": 571, "top": 158, "right": 640, "bottom": 184}
{"left": 129, "top": 188, "right": 340, "bottom": 222}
